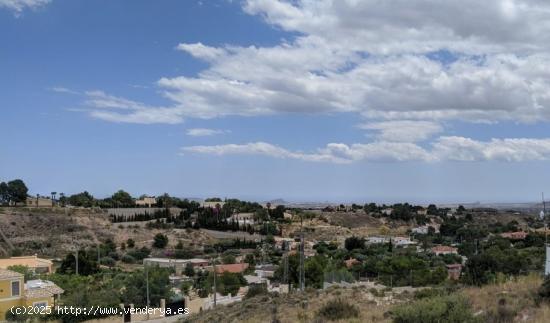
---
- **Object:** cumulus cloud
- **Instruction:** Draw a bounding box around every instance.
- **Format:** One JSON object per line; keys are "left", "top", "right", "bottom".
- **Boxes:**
{"left": 433, "top": 136, "right": 550, "bottom": 162}
{"left": 243, "top": 0, "right": 550, "bottom": 54}
{"left": 186, "top": 128, "right": 227, "bottom": 137}
{"left": 74, "top": 0, "right": 550, "bottom": 125}
{"left": 0, "top": 0, "right": 50, "bottom": 15}
{"left": 176, "top": 42, "right": 228, "bottom": 62}
{"left": 182, "top": 136, "right": 550, "bottom": 163}
{"left": 62, "top": 0, "right": 550, "bottom": 163}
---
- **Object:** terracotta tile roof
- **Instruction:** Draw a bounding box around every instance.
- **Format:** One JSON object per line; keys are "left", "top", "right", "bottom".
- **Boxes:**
{"left": 0, "top": 268, "right": 23, "bottom": 280}
{"left": 25, "top": 280, "right": 64, "bottom": 299}
{"left": 25, "top": 288, "right": 53, "bottom": 299}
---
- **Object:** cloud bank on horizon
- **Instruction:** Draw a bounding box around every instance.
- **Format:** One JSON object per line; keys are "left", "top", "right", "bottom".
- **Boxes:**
{"left": 50, "top": 0, "right": 550, "bottom": 163}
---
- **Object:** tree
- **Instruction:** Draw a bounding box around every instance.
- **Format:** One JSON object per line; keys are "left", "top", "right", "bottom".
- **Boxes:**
{"left": 121, "top": 267, "right": 172, "bottom": 307}
{"left": 212, "top": 272, "right": 247, "bottom": 296}
{"left": 345, "top": 236, "right": 365, "bottom": 251}
{"left": 68, "top": 191, "right": 95, "bottom": 207}
{"left": 271, "top": 205, "right": 286, "bottom": 219}
{"left": 427, "top": 204, "right": 438, "bottom": 216}
{"left": 0, "top": 182, "right": 8, "bottom": 205}
{"left": 184, "top": 262, "right": 195, "bottom": 277}
{"left": 364, "top": 203, "right": 378, "bottom": 213}
{"left": 222, "top": 254, "right": 236, "bottom": 264}
{"left": 153, "top": 233, "right": 168, "bottom": 249}
{"left": 305, "top": 256, "right": 326, "bottom": 288}
{"left": 57, "top": 251, "right": 99, "bottom": 276}
{"left": 111, "top": 190, "right": 134, "bottom": 207}
{"left": 7, "top": 179, "right": 28, "bottom": 204}
{"left": 244, "top": 254, "right": 256, "bottom": 267}
{"left": 126, "top": 238, "right": 135, "bottom": 248}
{"left": 59, "top": 193, "right": 67, "bottom": 207}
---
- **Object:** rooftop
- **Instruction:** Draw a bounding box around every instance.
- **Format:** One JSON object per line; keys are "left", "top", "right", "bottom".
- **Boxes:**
{"left": 0, "top": 255, "right": 53, "bottom": 269}
{"left": 215, "top": 263, "right": 249, "bottom": 274}
{"left": 0, "top": 268, "right": 23, "bottom": 280}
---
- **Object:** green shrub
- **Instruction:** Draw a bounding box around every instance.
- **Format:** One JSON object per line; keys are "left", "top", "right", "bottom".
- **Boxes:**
{"left": 100, "top": 256, "right": 115, "bottom": 267}
{"left": 121, "top": 254, "right": 136, "bottom": 264}
{"left": 538, "top": 276, "right": 550, "bottom": 301}
{"left": 413, "top": 288, "right": 446, "bottom": 299}
{"left": 392, "top": 294, "right": 479, "bottom": 323}
{"left": 245, "top": 283, "right": 268, "bottom": 299}
{"left": 316, "top": 298, "right": 359, "bottom": 321}
{"left": 153, "top": 233, "right": 168, "bottom": 248}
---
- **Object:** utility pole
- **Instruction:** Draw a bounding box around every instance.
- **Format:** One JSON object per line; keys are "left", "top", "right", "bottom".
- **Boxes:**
{"left": 145, "top": 264, "right": 150, "bottom": 319}
{"left": 543, "top": 192, "right": 547, "bottom": 244}
{"left": 97, "top": 244, "right": 100, "bottom": 265}
{"left": 299, "top": 213, "right": 305, "bottom": 292}
{"left": 213, "top": 249, "right": 218, "bottom": 308}
{"left": 75, "top": 249, "right": 79, "bottom": 275}
{"left": 283, "top": 252, "right": 289, "bottom": 290}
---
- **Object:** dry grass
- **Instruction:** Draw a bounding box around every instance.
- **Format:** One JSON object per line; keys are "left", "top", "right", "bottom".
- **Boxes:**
{"left": 462, "top": 274, "right": 550, "bottom": 322}
{"left": 185, "top": 287, "right": 403, "bottom": 323}
{"left": 0, "top": 208, "right": 214, "bottom": 257}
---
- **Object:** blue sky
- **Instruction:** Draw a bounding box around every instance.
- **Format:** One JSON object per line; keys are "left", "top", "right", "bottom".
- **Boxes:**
{"left": 2, "top": 0, "right": 550, "bottom": 203}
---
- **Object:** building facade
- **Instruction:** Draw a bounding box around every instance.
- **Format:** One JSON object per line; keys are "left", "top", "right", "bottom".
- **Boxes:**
{"left": 0, "top": 269, "right": 63, "bottom": 320}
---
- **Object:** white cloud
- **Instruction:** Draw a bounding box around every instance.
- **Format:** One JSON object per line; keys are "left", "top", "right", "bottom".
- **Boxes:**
{"left": 433, "top": 136, "right": 550, "bottom": 162}
{"left": 177, "top": 42, "right": 228, "bottom": 62}
{"left": 83, "top": 91, "right": 183, "bottom": 124}
{"left": 49, "top": 86, "right": 79, "bottom": 94}
{"left": 75, "top": 0, "right": 550, "bottom": 126}
{"left": 62, "top": 0, "right": 550, "bottom": 163}
{"left": 182, "top": 136, "right": 550, "bottom": 163}
{"left": 359, "top": 120, "right": 443, "bottom": 142}
{"left": 243, "top": 0, "right": 550, "bottom": 54}
{"left": 181, "top": 141, "right": 433, "bottom": 163}
{"left": 181, "top": 142, "right": 351, "bottom": 163}
{"left": 0, "top": 0, "right": 50, "bottom": 15}
{"left": 186, "top": 128, "right": 227, "bottom": 137}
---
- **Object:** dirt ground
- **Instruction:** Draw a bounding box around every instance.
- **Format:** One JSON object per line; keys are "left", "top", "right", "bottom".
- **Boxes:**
{"left": 0, "top": 207, "right": 214, "bottom": 257}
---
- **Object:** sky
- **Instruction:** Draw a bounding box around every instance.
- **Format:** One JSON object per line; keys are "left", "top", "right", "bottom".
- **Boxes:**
{"left": 1, "top": 0, "right": 550, "bottom": 204}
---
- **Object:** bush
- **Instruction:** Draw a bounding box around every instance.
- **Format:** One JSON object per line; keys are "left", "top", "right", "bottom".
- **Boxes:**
{"left": 153, "top": 233, "right": 168, "bottom": 248}
{"left": 392, "top": 294, "right": 479, "bottom": 323}
{"left": 316, "top": 298, "right": 359, "bottom": 321}
{"left": 100, "top": 256, "right": 116, "bottom": 267}
{"left": 5, "top": 307, "right": 30, "bottom": 322}
{"left": 245, "top": 283, "right": 268, "bottom": 299}
{"left": 126, "top": 247, "right": 150, "bottom": 260}
{"left": 538, "top": 276, "right": 550, "bottom": 301}
{"left": 174, "top": 249, "right": 194, "bottom": 259}
{"left": 121, "top": 254, "right": 136, "bottom": 264}
{"left": 126, "top": 238, "right": 135, "bottom": 248}
{"left": 413, "top": 288, "right": 446, "bottom": 299}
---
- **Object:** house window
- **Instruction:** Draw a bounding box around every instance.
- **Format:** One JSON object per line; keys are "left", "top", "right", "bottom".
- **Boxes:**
{"left": 33, "top": 302, "right": 48, "bottom": 309}
{"left": 11, "top": 281, "right": 20, "bottom": 296}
